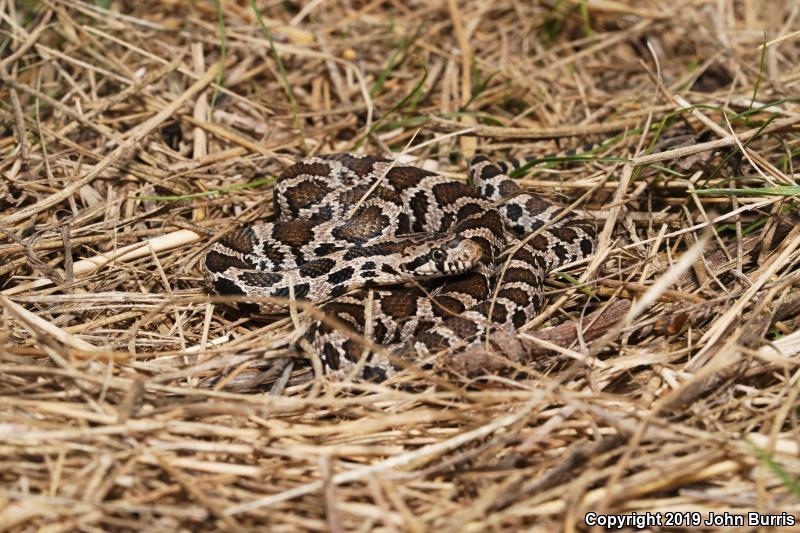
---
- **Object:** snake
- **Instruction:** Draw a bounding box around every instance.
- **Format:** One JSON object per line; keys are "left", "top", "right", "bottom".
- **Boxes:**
{"left": 203, "top": 153, "right": 597, "bottom": 380}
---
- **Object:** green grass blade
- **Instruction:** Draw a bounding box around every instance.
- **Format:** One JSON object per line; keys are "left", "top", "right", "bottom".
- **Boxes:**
{"left": 509, "top": 155, "right": 628, "bottom": 178}
{"left": 370, "top": 28, "right": 420, "bottom": 98}
{"left": 355, "top": 66, "right": 428, "bottom": 149}
{"left": 750, "top": 34, "right": 768, "bottom": 109}
{"left": 249, "top": 0, "right": 304, "bottom": 142}
{"left": 750, "top": 443, "right": 800, "bottom": 501}
{"left": 557, "top": 272, "right": 597, "bottom": 300}
{"left": 694, "top": 186, "right": 800, "bottom": 197}
{"left": 134, "top": 176, "right": 276, "bottom": 202}
{"left": 210, "top": 0, "right": 227, "bottom": 112}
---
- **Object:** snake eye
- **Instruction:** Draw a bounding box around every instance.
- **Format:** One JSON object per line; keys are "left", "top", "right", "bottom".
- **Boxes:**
{"left": 430, "top": 248, "right": 446, "bottom": 262}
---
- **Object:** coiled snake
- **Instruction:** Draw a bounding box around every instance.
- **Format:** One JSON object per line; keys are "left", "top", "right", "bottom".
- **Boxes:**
{"left": 203, "top": 153, "right": 596, "bottom": 380}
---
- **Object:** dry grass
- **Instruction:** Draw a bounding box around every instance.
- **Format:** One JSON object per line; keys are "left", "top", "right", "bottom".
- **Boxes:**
{"left": 2, "top": 0, "right": 800, "bottom": 530}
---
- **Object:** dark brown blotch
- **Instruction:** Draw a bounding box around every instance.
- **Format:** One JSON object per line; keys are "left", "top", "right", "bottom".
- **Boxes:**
{"left": 498, "top": 180, "right": 519, "bottom": 196}
{"left": 336, "top": 154, "right": 389, "bottom": 176}
{"left": 479, "top": 163, "right": 502, "bottom": 181}
{"left": 580, "top": 237, "right": 594, "bottom": 256}
{"left": 279, "top": 161, "right": 332, "bottom": 181}
{"left": 430, "top": 294, "right": 467, "bottom": 316}
{"left": 335, "top": 206, "right": 391, "bottom": 243}
{"left": 432, "top": 181, "right": 475, "bottom": 205}
{"left": 272, "top": 220, "right": 316, "bottom": 248}
{"left": 212, "top": 277, "right": 246, "bottom": 295}
{"left": 445, "top": 316, "right": 480, "bottom": 339}
{"left": 497, "top": 287, "right": 530, "bottom": 306}
{"left": 525, "top": 196, "right": 549, "bottom": 216}
{"left": 502, "top": 266, "right": 541, "bottom": 285}
{"left": 386, "top": 165, "right": 437, "bottom": 189}
{"left": 205, "top": 249, "right": 253, "bottom": 272}
{"left": 381, "top": 291, "right": 422, "bottom": 319}
{"left": 219, "top": 227, "right": 256, "bottom": 255}
{"left": 323, "top": 300, "right": 365, "bottom": 329}
{"left": 528, "top": 233, "right": 550, "bottom": 251}
{"left": 239, "top": 271, "right": 283, "bottom": 287}
{"left": 263, "top": 243, "right": 286, "bottom": 269}
{"left": 386, "top": 166, "right": 436, "bottom": 190}
{"left": 299, "top": 257, "right": 337, "bottom": 278}
{"left": 282, "top": 178, "right": 333, "bottom": 214}
{"left": 549, "top": 226, "right": 578, "bottom": 243}
{"left": 328, "top": 266, "right": 355, "bottom": 285}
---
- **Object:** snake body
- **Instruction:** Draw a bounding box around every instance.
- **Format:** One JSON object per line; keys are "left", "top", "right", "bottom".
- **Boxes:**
{"left": 204, "top": 153, "right": 596, "bottom": 379}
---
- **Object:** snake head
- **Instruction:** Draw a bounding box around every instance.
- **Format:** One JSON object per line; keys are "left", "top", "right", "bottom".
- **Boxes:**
{"left": 399, "top": 236, "right": 483, "bottom": 277}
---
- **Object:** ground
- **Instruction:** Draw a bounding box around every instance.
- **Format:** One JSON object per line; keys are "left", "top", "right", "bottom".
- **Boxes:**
{"left": 1, "top": 0, "right": 800, "bottom": 531}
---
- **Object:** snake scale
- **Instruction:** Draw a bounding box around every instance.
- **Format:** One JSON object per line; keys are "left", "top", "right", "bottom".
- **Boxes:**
{"left": 203, "top": 153, "right": 597, "bottom": 380}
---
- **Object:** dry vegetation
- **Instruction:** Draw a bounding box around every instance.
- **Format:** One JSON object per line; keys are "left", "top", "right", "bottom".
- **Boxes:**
{"left": 3, "top": 0, "right": 800, "bottom": 531}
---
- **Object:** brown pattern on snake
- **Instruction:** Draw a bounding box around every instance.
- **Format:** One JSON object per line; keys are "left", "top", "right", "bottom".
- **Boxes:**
{"left": 203, "top": 153, "right": 596, "bottom": 380}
